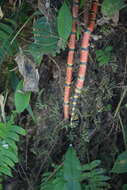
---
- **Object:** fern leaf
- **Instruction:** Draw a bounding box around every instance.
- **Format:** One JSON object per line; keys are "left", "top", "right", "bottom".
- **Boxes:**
{"left": 81, "top": 160, "right": 110, "bottom": 190}
{"left": 29, "top": 17, "right": 59, "bottom": 61}
{"left": 0, "top": 156, "right": 15, "bottom": 168}
{"left": 0, "top": 19, "right": 18, "bottom": 64}
{"left": 0, "top": 148, "right": 18, "bottom": 163}
{"left": 0, "top": 23, "right": 14, "bottom": 34}
{"left": 11, "top": 125, "right": 26, "bottom": 136}
{"left": 96, "top": 46, "right": 113, "bottom": 67}
{"left": 4, "top": 18, "right": 17, "bottom": 29}
{"left": 5, "top": 139, "right": 18, "bottom": 152}
{"left": 0, "top": 122, "right": 26, "bottom": 176}
{"left": 101, "top": 0, "right": 126, "bottom": 17}
{"left": 82, "top": 160, "right": 101, "bottom": 171}
{"left": 40, "top": 169, "right": 64, "bottom": 190}
{"left": 6, "top": 131, "right": 19, "bottom": 142}
{"left": 0, "top": 165, "right": 12, "bottom": 177}
{"left": 40, "top": 147, "right": 110, "bottom": 190}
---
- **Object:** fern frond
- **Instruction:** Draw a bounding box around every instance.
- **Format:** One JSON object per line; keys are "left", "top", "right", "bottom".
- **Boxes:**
{"left": 28, "top": 17, "right": 59, "bottom": 63}
{"left": 40, "top": 147, "right": 110, "bottom": 190}
{"left": 0, "top": 19, "right": 18, "bottom": 64}
{"left": 0, "top": 122, "right": 26, "bottom": 177}
{"left": 82, "top": 160, "right": 110, "bottom": 190}
{"left": 101, "top": 0, "right": 126, "bottom": 17}
{"left": 96, "top": 46, "right": 113, "bottom": 67}
{"left": 40, "top": 166, "right": 64, "bottom": 190}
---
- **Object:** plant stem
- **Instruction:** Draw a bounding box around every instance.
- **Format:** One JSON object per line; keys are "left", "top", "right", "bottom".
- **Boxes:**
{"left": 118, "top": 113, "right": 127, "bottom": 150}
{"left": 114, "top": 87, "right": 127, "bottom": 118}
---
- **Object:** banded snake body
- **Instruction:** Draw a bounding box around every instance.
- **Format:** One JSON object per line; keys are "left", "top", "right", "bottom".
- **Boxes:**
{"left": 63, "top": 0, "right": 99, "bottom": 124}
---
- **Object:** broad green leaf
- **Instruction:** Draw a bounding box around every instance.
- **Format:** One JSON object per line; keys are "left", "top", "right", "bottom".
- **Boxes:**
{"left": 64, "top": 147, "right": 81, "bottom": 181}
{"left": 57, "top": 1, "right": 72, "bottom": 40}
{"left": 65, "top": 181, "right": 81, "bottom": 190}
{"left": 111, "top": 151, "right": 127, "bottom": 173}
{"left": 15, "top": 80, "right": 31, "bottom": 113}
{"left": 53, "top": 178, "right": 65, "bottom": 190}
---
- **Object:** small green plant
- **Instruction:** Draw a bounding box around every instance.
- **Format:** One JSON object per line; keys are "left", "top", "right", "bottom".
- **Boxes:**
{"left": 101, "top": 0, "right": 126, "bottom": 17}
{"left": 0, "top": 121, "right": 26, "bottom": 177}
{"left": 96, "top": 46, "right": 113, "bottom": 67}
{"left": 40, "top": 146, "right": 110, "bottom": 190}
{"left": 14, "top": 80, "right": 31, "bottom": 113}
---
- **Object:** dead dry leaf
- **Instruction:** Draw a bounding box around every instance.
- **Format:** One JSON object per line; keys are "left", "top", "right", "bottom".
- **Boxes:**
{"left": 15, "top": 48, "right": 39, "bottom": 92}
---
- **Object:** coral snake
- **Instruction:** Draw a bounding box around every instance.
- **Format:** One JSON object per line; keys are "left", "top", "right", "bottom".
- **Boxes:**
{"left": 63, "top": 0, "right": 99, "bottom": 124}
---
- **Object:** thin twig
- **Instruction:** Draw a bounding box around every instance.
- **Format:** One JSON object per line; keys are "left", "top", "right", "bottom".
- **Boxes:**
{"left": 114, "top": 87, "right": 127, "bottom": 118}
{"left": 118, "top": 113, "right": 127, "bottom": 150}
{"left": 18, "top": 163, "right": 34, "bottom": 190}
{"left": 45, "top": 163, "right": 63, "bottom": 182}
{"left": 10, "top": 15, "right": 34, "bottom": 45}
